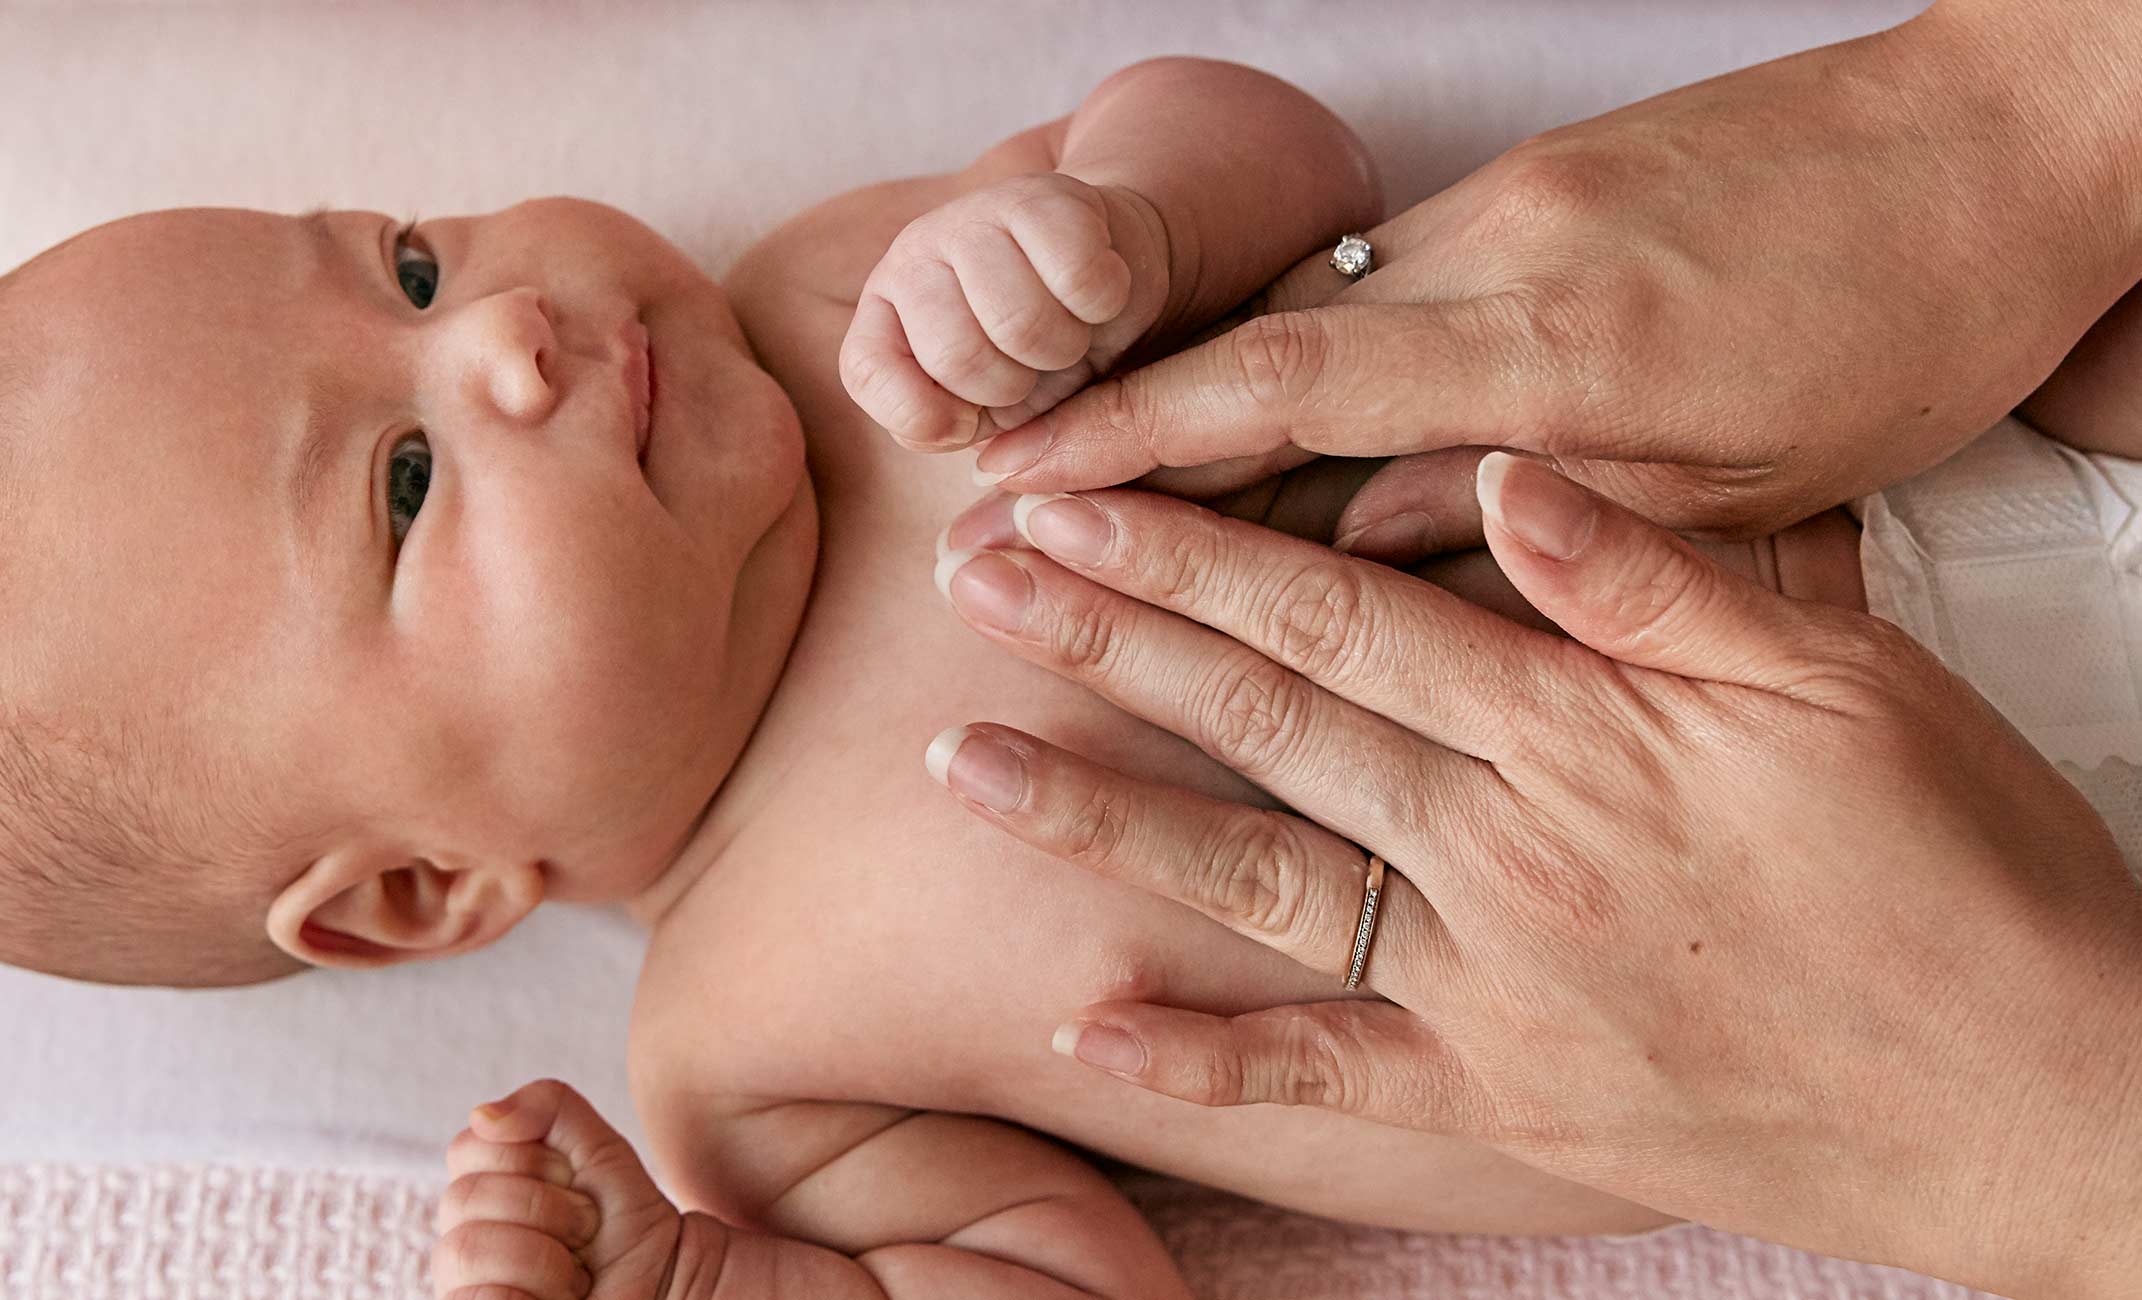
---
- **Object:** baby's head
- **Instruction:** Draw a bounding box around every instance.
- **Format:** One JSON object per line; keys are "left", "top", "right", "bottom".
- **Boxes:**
{"left": 0, "top": 199, "right": 812, "bottom": 987}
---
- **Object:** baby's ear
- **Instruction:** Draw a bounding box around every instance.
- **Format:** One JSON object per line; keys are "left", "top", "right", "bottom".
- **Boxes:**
{"left": 266, "top": 847, "right": 543, "bottom": 970}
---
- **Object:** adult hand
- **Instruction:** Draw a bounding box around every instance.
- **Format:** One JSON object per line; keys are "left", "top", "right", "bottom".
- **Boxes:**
{"left": 960, "top": 0, "right": 2142, "bottom": 544}
{"left": 922, "top": 459, "right": 2142, "bottom": 1298}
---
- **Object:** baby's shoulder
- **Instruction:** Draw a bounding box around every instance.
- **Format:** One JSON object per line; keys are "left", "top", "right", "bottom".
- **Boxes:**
{"left": 726, "top": 118, "right": 1070, "bottom": 330}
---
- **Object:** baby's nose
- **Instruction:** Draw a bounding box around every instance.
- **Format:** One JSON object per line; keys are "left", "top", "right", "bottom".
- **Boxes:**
{"left": 464, "top": 287, "right": 559, "bottom": 423}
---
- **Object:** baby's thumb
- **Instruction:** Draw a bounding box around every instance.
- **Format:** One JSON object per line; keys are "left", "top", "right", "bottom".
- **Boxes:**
{"left": 1475, "top": 453, "right": 1817, "bottom": 688}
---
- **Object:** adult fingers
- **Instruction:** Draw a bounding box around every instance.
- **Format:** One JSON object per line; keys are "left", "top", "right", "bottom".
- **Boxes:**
{"left": 1050, "top": 998, "right": 1486, "bottom": 1133}
{"left": 969, "top": 295, "right": 1566, "bottom": 493}
{"left": 924, "top": 722, "right": 1456, "bottom": 992}
{"left": 1333, "top": 447, "right": 1493, "bottom": 562}
{"left": 997, "top": 488, "right": 1587, "bottom": 759}
{"left": 1475, "top": 453, "right": 1831, "bottom": 690}
{"left": 930, "top": 540, "right": 1499, "bottom": 857}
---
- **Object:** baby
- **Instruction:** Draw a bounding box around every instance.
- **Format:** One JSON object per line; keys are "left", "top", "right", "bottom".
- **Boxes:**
{"left": 0, "top": 58, "right": 2120, "bottom": 1300}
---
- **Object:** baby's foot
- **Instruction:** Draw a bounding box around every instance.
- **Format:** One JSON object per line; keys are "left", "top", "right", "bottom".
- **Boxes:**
{"left": 433, "top": 1079, "right": 683, "bottom": 1300}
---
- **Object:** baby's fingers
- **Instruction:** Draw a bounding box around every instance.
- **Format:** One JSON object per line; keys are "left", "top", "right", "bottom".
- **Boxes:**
{"left": 951, "top": 224, "right": 1093, "bottom": 371}
{"left": 841, "top": 293, "right": 992, "bottom": 450}
{"left": 433, "top": 1220, "right": 591, "bottom": 1300}
{"left": 447, "top": 1131, "right": 575, "bottom": 1188}
{"left": 437, "top": 1172, "right": 600, "bottom": 1250}
{"left": 1001, "top": 181, "right": 1133, "bottom": 325}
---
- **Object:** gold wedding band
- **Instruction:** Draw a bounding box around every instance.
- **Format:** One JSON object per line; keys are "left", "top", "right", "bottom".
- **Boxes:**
{"left": 1344, "top": 852, "right": 1387, "bottom": 989}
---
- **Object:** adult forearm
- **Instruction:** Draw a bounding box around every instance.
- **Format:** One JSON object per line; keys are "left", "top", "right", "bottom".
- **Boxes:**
{"left": 1906, "top": 1, "right": 2142, "bottom": 288}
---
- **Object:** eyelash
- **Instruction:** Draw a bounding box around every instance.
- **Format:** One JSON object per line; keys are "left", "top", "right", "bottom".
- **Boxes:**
{"left": 393, "top": 218, "right": 439, "bottom": 310}
{"left": 388, "top": 218, "right": 437, "bottom": 554}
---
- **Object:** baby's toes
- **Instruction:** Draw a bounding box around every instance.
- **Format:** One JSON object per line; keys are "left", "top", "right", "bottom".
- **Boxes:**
{"left": 948, "top": 226, "right": 1093, "bottom": 372}
{"left": 433, "top": 1219, "right": 592, "bottom": 1300}
{"left": 437, "top": 1172, "right": 601, "bottom": 1250}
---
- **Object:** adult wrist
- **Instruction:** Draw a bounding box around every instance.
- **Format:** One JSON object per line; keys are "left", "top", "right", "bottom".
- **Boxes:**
{"left": 1952, "top": 935, "right": 2142, "bottom": 1299}
{"left": 1902, "top": 0, "right": 2142, "bottom": 285}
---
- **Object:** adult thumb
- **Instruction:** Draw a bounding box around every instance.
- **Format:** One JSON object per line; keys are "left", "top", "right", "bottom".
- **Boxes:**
{"left": 1475, "top": 452, "right": 1824, "bottom": 689}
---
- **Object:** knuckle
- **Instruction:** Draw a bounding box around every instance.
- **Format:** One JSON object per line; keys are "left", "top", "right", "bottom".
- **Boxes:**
{"left": 920, "top": 329, "right": 1003, "bottom": 385}
{"left": 1591, "top": 539, "right": 1722, "bottom": 659}
{"left": 1484, "top": 142, "right": 1618, "bottom": 236}
{"left": 1229, "top": 311, "right": 1331, "bottom": 411}
{"left": 1046, "top": 588, "right": 1122, "bottom": 681}
{"left": 1178, "top": 1042, "right": 1250, "bottom": 1108}
{"left": 1146, "top": 519, "right": 1223, "bottom": 606}
{"left": 1262, "top": 559, "right": 1372, "bottom": 681}
{"left": 1201, "top": 651, "right": 1312, "bottom": 777}
{"left": 981, "top": 298, "right": 1065, "bottom": 357}
{"left": 1081, "top": 372, "right": 1161, "bottom": 459}
{"left": 1057, "top": 779, "right": 1134, "bottom": 874}
{"left": 1269, "top": 1011, "right": 1353, "bottom": 1109}
{"left": 1190, "top": 811, "right": 1314, "bottom": 942}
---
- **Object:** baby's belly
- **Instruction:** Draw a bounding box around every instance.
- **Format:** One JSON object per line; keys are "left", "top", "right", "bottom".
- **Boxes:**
{"left": 687, "top": 562, "right": 1661, "bottom": 1235}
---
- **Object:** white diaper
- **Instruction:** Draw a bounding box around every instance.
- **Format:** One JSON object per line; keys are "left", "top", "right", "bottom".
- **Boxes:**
{"left": 1857, "top": 416, "right": 2142, "bottom": 867}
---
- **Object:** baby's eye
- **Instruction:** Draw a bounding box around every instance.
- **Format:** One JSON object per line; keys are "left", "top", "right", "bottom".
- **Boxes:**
{"left": 395, "top": 227, "right": 439, "bottom": 309}
{"left": 387, "top": 433, "right": 431, "bottom": 544}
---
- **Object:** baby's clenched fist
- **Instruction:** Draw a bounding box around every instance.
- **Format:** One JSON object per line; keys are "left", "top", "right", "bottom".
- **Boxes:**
{"left": 433, "top": 1079, "right": 688, "bottom": 1300}
{"left": 840, "top": 172, "right": 1166, "bottom": 449}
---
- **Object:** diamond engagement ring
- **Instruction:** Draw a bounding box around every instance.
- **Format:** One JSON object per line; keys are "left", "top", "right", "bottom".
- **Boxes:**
{"left": 1329, "top": 233, "right": 1374, "bottom": 280}
{"left": 1344, "top": 852, "right": 1387, "bottom": 990}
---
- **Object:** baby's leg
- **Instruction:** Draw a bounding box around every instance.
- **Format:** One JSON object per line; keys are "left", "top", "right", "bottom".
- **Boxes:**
{"left": 2018, "top": 280, "right": 2142, "bottom": 458}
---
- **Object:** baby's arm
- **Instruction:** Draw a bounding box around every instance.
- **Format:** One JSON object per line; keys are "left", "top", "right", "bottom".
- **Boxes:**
{"left": 431, "top": 1080, "right": 1188, "bottom": 1300}
{"left": 841, "top": 57, "right": 1381, "bottom": 446}
{"left": 2018, "top": 279, "right": 2142, "bottom": 458}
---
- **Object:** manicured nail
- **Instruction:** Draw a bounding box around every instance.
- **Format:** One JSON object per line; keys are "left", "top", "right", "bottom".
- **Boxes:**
{"left": 1477, "top": 451, "right": 1595, "bottom": 561}
{"left": 1334, "top": 510, "right": 1437, "bottom": 559}
{"left": 1012, "top": 493, "right": 1112, "bottom": 567}
{"left": 1051, "top": 1021, "right": 1146, "bottom": 1075}
{"left": 935, "top": 549, "right": 1033, "bottom": 631}
{"left": 923, "top": 725, "right": 1026, "bottom": 813}
{"left": 974, "top": 423, "right": 1048, "bottom": 483}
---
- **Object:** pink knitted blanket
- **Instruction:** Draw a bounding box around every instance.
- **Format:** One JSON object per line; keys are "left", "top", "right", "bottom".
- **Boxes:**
{"left": 1, "top": 1165, "right": 1992, "bottom": 1300}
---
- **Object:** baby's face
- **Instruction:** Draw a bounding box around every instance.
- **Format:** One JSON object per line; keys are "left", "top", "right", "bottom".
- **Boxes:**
{"left": 5, "top": 199, "right": 811, "bottom": 966}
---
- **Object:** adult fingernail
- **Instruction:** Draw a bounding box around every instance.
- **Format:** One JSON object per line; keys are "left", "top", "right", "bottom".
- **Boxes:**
{"left": 1052, "top": 1021, "right": 1146, "bottom": 1075}
{"left": 942, "top": 493, "right": 1019, "bottom": 557}
{"left": 1013, "top": 493, "right": 1112, "bottom": 567}
{"left": 934, "top": 549, "right": 1032, "bottom": 631}
{"left": 1477, "top": 451, "right": 1596, "bottom": 561}
{"left": 974, "top": 424, "right": 1048, "bottom": 485}
{"left": 1334, "top": 510, "right": 1437, "bottom": 560}
{"left": 924, "top": 725, "right": 1027, "bottom": 813}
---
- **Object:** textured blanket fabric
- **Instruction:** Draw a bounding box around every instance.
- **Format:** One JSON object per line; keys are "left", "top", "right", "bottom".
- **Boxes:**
{"left": 3, "top": 1166, "right": 1990, "bottom": 1300}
